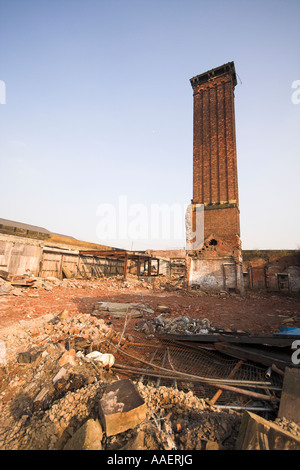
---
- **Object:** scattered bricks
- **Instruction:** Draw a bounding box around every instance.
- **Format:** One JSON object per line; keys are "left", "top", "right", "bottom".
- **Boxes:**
{"left": 63, "top": 419, "right": 103, "bottom": 450}
{"left": 70, "top": 326, "right": 80, "bottom": 336}
{"left": 30, "top": 328, "right": 40, "bottom": 337}
{"left": 74, "top": 336, "right": 92, "bottom": 353}
{"left": 17, "top": 351, "right": 31, "bottom": 364}
{"left": 62, "top": 325, "right": 70, "bottom": 335}
{"left": 0, "top": 366, "right": 6, "bottom": 380}
{"left": 98, "top": 379, "right": 147, "bottom": 437}
{"left": 57, "top": 310, "right": 71, "bottom": 321}
{"left": 2, "top": 390, "right": 15, "bottom": 404}
{"left": 68, "top": 373, "right": 88, "bottom": 392}
{"left": 121, "top": 431, "right": 146, "bottom": 450}
{"left": 44, "top": 324, "right": 54, "bottom": 335}
{"left": 17, "top": 349, "right": 42, "bottom": 364}
{"left": 110, "top": 334, "right": 120, "bottom": 345}
{"left": 58, "top": 349, "right": 77, "bottom": 368}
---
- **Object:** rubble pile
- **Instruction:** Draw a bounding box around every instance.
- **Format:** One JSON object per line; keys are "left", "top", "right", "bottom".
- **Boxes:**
{"left": 152, "top": 315, "right": 215, "bottom": 335}
{"left": 0, "top": 307, "right": 244, "bottom": 451}
{"left": 0, "top": 274, "right": 157, "bottom": 298}
{"left": 0, "top": 310, "right": 123, "bottom": 450}
{"left": 0, "top": 277, "right": 299, "bottom": 450}
{"left": 0, "top": 310, "right": 120, "bottom": 364}
{"left": 92, "top": 301, "right": 154, "bottom": 319}
{"left": 106, "top": 383, "right": 242, "bottom": 451}
{"left": 137, "top": 313, "right": 247, "bottom": 336}
{"left": 136, "top": 383, "right": 213, "bottom": 414}
{"left": 0, "top": 277, "right": 13, "bottom": 296}
{"left": 274, "top": 417, "right": 300, "bottom": 438}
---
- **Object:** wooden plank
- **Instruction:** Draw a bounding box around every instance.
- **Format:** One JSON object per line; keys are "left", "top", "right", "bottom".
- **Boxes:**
{"left": 62, "top": 265, "right": 72, "bottom": 279}
{"left": 123, "top": 252, "right": 128, "bottom": 280}
{"left": 278, "top": 368, "right": 300, "bottom": 424}
{"left": 207, "top": 360, "right": 244, "bottom": 406}
{"left": 159, "top": 332, "right": 300, "bottom": 347}
{"left": 214, "top": 342, "right": 294, "bottom": 369}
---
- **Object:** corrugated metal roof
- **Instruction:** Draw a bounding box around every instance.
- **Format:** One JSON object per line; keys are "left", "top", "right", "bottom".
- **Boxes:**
{"left": 0, "top": 218, "right": 50, "bottom": 234}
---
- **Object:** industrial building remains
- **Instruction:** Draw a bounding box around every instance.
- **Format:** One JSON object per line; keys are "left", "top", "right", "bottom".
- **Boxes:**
{"left": 0, "top": 62, "right": 300, "bottom": 452}
{"left": 1, "top": 62, "right": 299, "bottom": 293}
{"left": 185, "top": 62, "right": 243, "bottom": 293}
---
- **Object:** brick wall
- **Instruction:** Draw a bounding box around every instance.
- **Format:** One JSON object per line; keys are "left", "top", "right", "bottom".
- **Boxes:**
{"left": 203, "top": 206, "right": 240, "bottom": 249}
{"left": 190, "top": 62, "right": 240, "bottom": 250}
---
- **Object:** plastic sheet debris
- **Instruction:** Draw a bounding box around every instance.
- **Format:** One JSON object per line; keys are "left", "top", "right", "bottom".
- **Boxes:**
{"left": 86, "top": 351, "right": 115, "bottom": 368}
{"left": 275, "top": 327, "right": 300, "bottom": 336}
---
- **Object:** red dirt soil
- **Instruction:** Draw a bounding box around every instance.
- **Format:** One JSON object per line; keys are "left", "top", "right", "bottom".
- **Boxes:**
{"left": 0, "top": 278, "right": 299, "bottom": 335}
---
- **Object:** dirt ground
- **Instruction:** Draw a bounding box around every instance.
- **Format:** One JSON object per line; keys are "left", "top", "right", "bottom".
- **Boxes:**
{"left": 0, "top": 275, "right": 299, "bottom": 451}
{"left": 0, "top": 276, "right": 299, "bottom": 335}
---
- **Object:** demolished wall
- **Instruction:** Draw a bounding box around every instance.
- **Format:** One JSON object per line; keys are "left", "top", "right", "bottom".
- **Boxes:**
{"left": 0, "top": 233, "right": 124, "bottom": 279}
{"left": 243, "top": 250, "right": 300, "bottom": 293}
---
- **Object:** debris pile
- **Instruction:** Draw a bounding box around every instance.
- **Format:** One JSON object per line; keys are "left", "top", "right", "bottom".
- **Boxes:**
{"left": 0, "top": 277, "right": 13, "bottom": 296}
{"left": 152, "top": 315, "right": 216, "bottom": 335}
{"left": 0, "top": 306, "right": 249, "bottom": 451}
{"left": 274, "top": 417, "right": 300, "bottom": 438}
{"left": 0, "top": 279, "right": 299, "bottom": 450}
{"left": 0, "top": 310, "right": 120, "bottom": 365}
{"left": 92, "top": 301, "right": 154, "bottom": 319}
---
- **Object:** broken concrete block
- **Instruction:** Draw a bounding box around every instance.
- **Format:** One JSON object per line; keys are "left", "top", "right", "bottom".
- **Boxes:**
{"left": 63, "top": 419, "right": 103, "bottom": 450}
{"left": 278, "top": 367, "right": 300, "bottom": 425}
{"left": 53, "top": 367, "right": 68, "bottom": 386}
{"left": 17, "top": 351, "right": 31, "bottom": 364}
{"left": 17, "top": 349, "right": 42, "bottom": 364}
{"left": 73, "top": 336, "right": 92, "bottom": 352}
{"left": 155, "top": 305, "right": 171, "bottom": 313}
{"left": 57, "top": 310, "right": 70, "bottom": 321}
{"left": 33, "top": 387, "right": 52, "bottom": 411}
{"left": 206, "top": 440, "right": 220, "bottom": 450}
{"left": 98, "top": 379, "right": 147, "bottom": 437}
{"left": 58, "top": 349, "right": 77, "bottom": 367}
{"left": 68, "top": 373, "right": 88, "bottom": 391}
{"left": 236, "top": 411, "right": 300, "bottom": 450}
{"left": 93, "top": 302, "right": 144, "bottom": 318}
{"left": 121, "top": 431, "right": 146, "bottom": 450}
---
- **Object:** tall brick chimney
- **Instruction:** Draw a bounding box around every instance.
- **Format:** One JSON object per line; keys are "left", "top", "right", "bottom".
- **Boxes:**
{"left": 186, "top": 62, "right": 243, "bottom": 293}
{"left": 190, "top": 61, "right": 240, "bottom": 250}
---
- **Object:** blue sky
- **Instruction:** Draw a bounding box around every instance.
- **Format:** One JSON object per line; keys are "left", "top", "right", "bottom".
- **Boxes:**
{"left": 0, "top": 0, "right": 299, "bottom": 250}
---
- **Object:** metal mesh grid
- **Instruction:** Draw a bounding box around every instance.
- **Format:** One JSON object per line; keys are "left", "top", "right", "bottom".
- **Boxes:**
{"left": 111, "top": 335, "right": 283, "bottom": 407}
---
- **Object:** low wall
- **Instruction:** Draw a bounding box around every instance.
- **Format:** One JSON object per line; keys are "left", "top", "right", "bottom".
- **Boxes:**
{"left": 243, "top": 250, "right": 300, "bottom": 293}
{"left": 0, "top": 234, "right": 124, "bottom": 279}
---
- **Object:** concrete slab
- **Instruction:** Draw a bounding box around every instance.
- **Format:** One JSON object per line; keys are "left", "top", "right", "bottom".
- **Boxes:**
{"left": 98, "top": 379, "right": 147, "bottom": 437}
{"left": 278, "top": 367, "right": 300, "bottom": 424}
{"left": 64, "top": 419, "right": 103, "bottom": 450}
{"left": 236, "top": 411, "right": 300, "bottom": 450}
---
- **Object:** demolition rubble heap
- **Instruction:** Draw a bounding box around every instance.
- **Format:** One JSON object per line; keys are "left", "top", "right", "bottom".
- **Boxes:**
{"left": 0, "top": 307, "right": 240, "bottom": 450}
{"left": 0, "top": 275, "right": 300, "bottom": 450}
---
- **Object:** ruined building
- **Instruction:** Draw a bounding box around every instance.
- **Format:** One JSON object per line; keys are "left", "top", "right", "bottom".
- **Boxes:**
{"left": 186, "top": 62, "right": 243, "bottom": 293}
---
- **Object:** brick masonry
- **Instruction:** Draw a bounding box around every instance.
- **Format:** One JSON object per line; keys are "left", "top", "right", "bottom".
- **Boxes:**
{"left": 187, "top": 62, "right": 243, "bottom": 292}
{"left": 190, "top": 62, "right": 240, "bottom": 250}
